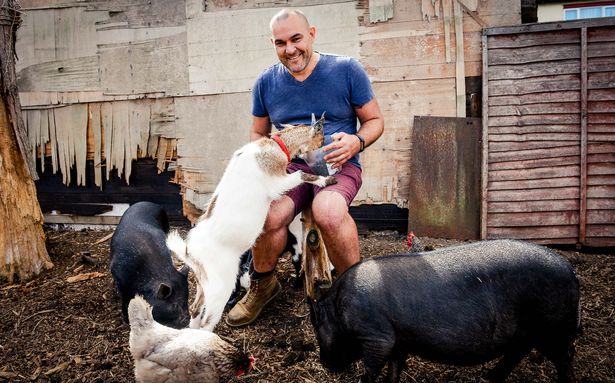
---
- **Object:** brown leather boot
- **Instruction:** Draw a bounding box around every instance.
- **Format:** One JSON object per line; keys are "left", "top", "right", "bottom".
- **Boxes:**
{"left": 225, "top": 274, "right": 281, "bottom": 327}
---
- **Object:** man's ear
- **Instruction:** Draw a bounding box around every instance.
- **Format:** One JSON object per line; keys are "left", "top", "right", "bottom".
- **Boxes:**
{"left": 309, "top": 25, "right": 316, "bottom": 39}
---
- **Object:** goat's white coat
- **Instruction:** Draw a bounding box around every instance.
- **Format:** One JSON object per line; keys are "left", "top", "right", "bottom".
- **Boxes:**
{"left": 167, "top": 121, "right": 332, "bottom": 331}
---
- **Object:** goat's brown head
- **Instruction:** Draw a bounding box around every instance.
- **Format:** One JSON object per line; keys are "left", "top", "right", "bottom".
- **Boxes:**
{"left": 276, "top": 113, "right": 326, "bottom": 157}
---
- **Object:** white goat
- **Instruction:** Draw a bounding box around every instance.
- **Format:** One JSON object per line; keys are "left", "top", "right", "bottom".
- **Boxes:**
{"left": 167, "top": 116, "right": 335, "bottom": 331}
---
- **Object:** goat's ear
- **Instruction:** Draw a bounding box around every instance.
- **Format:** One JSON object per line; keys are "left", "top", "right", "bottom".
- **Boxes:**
{"left": 157, "top": 283, "right": 173, "bottom": 299}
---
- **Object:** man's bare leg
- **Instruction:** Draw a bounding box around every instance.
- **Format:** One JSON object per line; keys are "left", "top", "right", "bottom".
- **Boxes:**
{"left": 311, "top": 191, "right": 360, "bottom": 275}
{"left": 225, "top": 196, "right": 295, "bottom": 327}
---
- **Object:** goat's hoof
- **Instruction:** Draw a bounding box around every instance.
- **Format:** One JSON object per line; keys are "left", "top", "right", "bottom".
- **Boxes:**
{"left": 325, "top": 176, "right": 337, "bottom": 186}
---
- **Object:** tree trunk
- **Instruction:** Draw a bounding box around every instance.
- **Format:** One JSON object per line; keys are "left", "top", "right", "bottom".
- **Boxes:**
{"left": 0, "top": 0, "right": 52, "bottom": 282}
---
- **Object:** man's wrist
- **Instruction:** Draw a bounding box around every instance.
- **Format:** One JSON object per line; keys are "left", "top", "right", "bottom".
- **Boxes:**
{"left": 355, "top": 134, "right": 365, "bottom": 153}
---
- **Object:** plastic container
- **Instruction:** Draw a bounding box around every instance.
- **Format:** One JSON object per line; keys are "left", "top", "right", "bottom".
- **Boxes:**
{"left": 305, "top": 135, "right": 338, "bottom": 176}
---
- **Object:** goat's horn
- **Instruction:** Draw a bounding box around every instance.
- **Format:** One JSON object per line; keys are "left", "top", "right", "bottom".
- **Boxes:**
{"left": 311, "top": 113, "right": 316, "bottom": 125}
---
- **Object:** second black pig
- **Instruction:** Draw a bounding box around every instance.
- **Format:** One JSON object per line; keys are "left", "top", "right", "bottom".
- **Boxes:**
{"left": 110, "top": 201, "right": 190, "bottom": 329}
{"left": 309, "top": 239, "right": 580, "bottom": 383}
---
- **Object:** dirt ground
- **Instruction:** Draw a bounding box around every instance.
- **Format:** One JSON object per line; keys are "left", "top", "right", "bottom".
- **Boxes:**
{"left": 0, "top": 227, "right": 613, "bottom": 383}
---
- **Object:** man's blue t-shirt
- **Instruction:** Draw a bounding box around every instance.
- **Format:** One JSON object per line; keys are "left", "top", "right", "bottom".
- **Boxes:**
{"left": 251, "top": 53, "right": 375, "bottom": 168}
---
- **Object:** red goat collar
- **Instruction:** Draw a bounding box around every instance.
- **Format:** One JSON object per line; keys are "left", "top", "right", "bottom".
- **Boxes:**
{"left": 272, "top": 134, "right": 291, "bottom": 162}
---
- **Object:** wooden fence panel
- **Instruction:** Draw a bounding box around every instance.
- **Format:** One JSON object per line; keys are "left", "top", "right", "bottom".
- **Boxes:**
{"left": 482, "top": 17, "right": 615, "bottom": 246}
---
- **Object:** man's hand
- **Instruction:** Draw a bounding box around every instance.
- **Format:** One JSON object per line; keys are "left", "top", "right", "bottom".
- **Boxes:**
{"left": 322, "top": 132, "right": 362, "bottom": 169}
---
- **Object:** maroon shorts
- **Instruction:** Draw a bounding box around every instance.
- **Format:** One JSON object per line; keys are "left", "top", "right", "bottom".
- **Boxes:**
{"left": 286, "top": 161, "right": 362, "bottom": 217}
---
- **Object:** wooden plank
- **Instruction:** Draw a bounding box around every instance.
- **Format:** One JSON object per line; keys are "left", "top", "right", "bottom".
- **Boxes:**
{"left": 72, "top": 104, "right": 88, "bottom": 186}
{"left": 588, "top": 71, "right": 615, "bottom": 89}
{"left": 188, "top": 4, "right": 359, "bottom": 95}
{"left": 488, "top": 199, "right": 579, "bottom": 213}
{"left": 488, "top": 211, "right": 579, "bottom": 227}
{"left": 489, "top": 145, "right": 580, "bottom": 163}
{"left": 489, "top": 164, "right": 580, "bottom": 181}
{"left": 17, "top": 56, "right": 101, "bottom": 92}
{"left": 53, "top": 105, "right": 72, "bottom": 184}
{"left": 90, "top": 103, "right": 102, "bottom": 189}
{"left": 488, "top": 44, "right": 581, "bottom": 65}
{"left": 588, "top": 175, "right": 615, "bottom": 185}
{"left": 367, "top": 61, "right": 482, "bottom": 83}
{"left": 588, "top": 100, "right": 615, "bottom": 113}
{"left": 489, "top": 102, "right": 580, "bottom": 117}
{"left": 488, "top": 60, "right": 580, "bottom": 81}
{"left": 589, "top": 124, "right": 615, "bottom": 133}
{"left": 488, "top": 114, "right": 580, "bottom": 127}
{"left": 489, "top": 155, "right": 579, "bottom": 171}
{"left": 443, "top": 0, "right": 452, "bottom": 63}
{"left": 99, "top": 33, "right": 189, "bottom": 96}
{"left": 101, "top": 102, "right": 113, "bottom": 180}
{"left": 481, "top": 31, "right": 489, "bottom": 240}
{"left": 48, "top": 107, "right": 58, "bottom": 173}
{"left": 589, "top": 88, "right": 615, "bottom": 101}
{"left": 27, "top": 109, "right": 41, "bottom": 164}
{"left": 488, "top": 187, "right": 580, "bottom": 202}
{"left": 489, "top": 140, "right": 578, "bottom": 152}
{"left": 587, "top": 41, "right": 615, "bottom": 59}
{"left": 588, "top": 198, "right": 615, "bottom": 209}
{"left": 489, "top": 176, "right": 580, "bottom": 191}
{"left": 361, "top": 33, "right": 482, "bottom": 70}
{"left": 588, "top": 25, "right": 615, "bottom": 43}
{"left": 588, "top": 56, "right": 615, "bottom": 73}
{"left": 54, "top": 7, "right": 105, "bottom": 60}
{"left": 150, "top": 98, "right": 176, "bottom": 138}
{"left": 489, "top": 125, "right": 580, "bottom": 134}
{"left": 485, "top": 17, "right": 615, "bottom": 36}
{"left": 589, "top": 162, "right": 615, "bottom": 175}
{"left": 586, "top": 224, "right": 615, "bottom": 238}
{"left": 587, "top": 185, "right": 615, "bottom": 198}
{"left": 453, "top": 0, "right": 465, "bottom": 117}
{"left": 486, "top": 29, "right": 580, "bottom": 49}
{"left": 588, "top": 133, "right": 615, "bottom": 142}
{"left": 489, "top": 75, "right": 580, "bottom": 96}
{"left": 489, "top": 133, "right": 580, "bottom": 142}
{"left": 487, "top": 225, "right": 578, "bottom": 240}
{"left": 583, "top": 237, "right": 615, "bottom": 247}
{"left": 588, "top": 142, "right": 615, "bottom": 154}
{"left": 587, "top": 210, "right": 615, "bottom": 224}
{"left": 44, "top": 214, "right": 121, "bottom": 225}
{"left": 588, "top": 113, "right": 615, "bottom": 124}
{"left": 489, "top": 91, "right": 580, "bottom": 106}
{"left": 369, "top": 0, "right": 394, "bottom": 23}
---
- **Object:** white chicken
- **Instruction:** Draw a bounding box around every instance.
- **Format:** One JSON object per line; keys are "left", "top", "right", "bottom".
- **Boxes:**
{"left": 128, "top": 295, "right": 253, "bottom": 383}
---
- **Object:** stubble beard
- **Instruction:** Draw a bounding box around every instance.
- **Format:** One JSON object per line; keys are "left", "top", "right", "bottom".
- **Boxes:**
{"left": 284, "top": 50, "right": 312, "bottom": 74}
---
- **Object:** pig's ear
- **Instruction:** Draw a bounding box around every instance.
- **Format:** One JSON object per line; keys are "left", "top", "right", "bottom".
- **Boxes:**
{"left": 157, "top": 283, "right": 173, "bottom": 299}
{"left": 179, "top": 264, "right": 190, "bottom": 277}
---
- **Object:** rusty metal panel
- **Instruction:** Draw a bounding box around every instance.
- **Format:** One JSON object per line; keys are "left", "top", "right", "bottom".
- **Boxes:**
{"left": 408, "top": 116, "right": 482, "bottom": 240}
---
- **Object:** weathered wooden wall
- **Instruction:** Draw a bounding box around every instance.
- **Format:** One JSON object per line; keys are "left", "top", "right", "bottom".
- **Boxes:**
{"left": 482, "top": 17, "right": 615, "bottom": 246}
{"left": 15, "top": 0, "right": 521, "bottom": 216}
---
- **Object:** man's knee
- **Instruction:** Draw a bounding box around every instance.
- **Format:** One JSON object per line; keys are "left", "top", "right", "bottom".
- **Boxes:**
{"left": 311, "top": 192, "right": 350, "bottom": 231}
{"left": 262, "top": 197, "right": 295, "bottom": 233}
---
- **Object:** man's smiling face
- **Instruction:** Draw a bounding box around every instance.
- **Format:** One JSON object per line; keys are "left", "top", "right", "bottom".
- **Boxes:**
{"left": 271, "top": 12, "right": 315, "bottom": 75}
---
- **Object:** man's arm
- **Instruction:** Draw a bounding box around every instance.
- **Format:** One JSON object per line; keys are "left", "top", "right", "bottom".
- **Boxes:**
{"left": 324, "top": 98, "right": 384, "bottom": 169}
{"left": 355, "top": 97, "right": 384, "bottom": 151}
{"left": 251, "top": 116, "right": 272, "bottom": 141}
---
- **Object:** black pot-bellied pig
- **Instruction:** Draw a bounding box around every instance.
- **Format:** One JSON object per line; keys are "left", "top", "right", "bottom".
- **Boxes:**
{"left": 309, "top": 239, "right": 580, "bottom": 383}
{"left": 110, "top": 201, "right": 190, "bottom": 329}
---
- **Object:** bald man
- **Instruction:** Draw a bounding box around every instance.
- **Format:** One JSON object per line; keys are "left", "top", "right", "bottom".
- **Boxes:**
{"left": 226, "top": 8, "right": 384, "bottom": 327}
